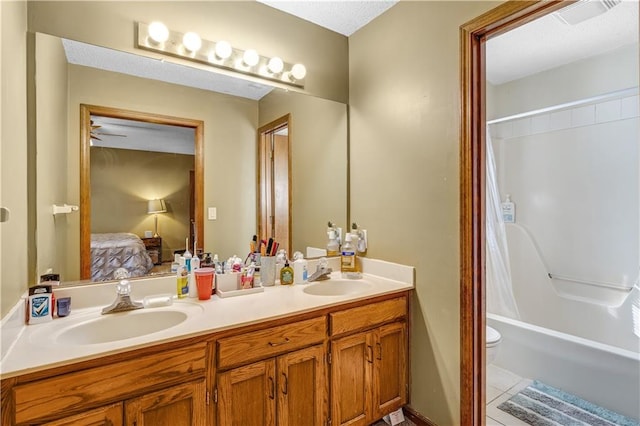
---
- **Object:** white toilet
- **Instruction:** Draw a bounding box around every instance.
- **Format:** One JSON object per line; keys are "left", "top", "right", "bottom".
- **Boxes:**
{"left": 486, "top": 325, "right": 502, "bottom": 364}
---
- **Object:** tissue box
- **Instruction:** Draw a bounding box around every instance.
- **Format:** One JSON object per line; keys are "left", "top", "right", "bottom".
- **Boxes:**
{"left": 216, "top": 272, "right": 241, "bottom": 293}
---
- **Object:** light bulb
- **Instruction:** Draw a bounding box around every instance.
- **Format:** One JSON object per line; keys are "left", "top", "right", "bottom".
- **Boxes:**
{"left": 290, "top": 63, "right": 307, "bottom": 80}
{"left": 148, "top": 22, "right": 169, "bottom": 44}
{"left": 267, "top": 57, "right": 284, "bottom": 74}
{"left": 182, "top": 32, "right": 202, "bottom": 53}
{"left": 214, "top": 40, "right": 232, "bottom": 60}
{"left": 243, "top": 49, "right": 259, "bottom": 67}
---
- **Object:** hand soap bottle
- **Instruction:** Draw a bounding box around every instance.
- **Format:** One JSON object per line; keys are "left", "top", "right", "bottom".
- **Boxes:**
{"left": 280, "top": 259, "right": 294, "bottom": 285}
{"left": 326, "top": 230, "right": 340, "bottom": 256}
{"left": 341, "top": 233, "right": 361, "bottom": 279}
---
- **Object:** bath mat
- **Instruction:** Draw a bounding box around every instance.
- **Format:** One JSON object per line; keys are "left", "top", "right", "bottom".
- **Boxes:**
{"left": 497, "top": 380, "right": 639, "bottom": 426}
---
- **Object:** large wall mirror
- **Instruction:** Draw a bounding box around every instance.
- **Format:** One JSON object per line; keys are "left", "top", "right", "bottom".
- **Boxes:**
{"left": 33, "top": 32, "right": 348, "bottom": 284}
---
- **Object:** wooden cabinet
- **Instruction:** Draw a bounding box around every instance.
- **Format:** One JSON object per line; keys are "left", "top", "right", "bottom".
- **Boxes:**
{"left": 217, "top": 344, "right": 326, "bottom": 426}
{"left": 3, "top": 292, "right": 410, "bottom": 426}
{"left": 41, "top": 403, "right": 123, "bottom": 426}
{"left": 142, "top": 237, "right": 162, "bottom": 265}
{"left": 10, "top": 343, "right": 207, "bottom": 425}
{"left": 329, "top": 298, "right": 408, "bottom": 426}
{"left": 217, "top": 317, "right": 327, "bottom": 426}
{"left": 125, "top": 380, "right": 207, "bottom": 426}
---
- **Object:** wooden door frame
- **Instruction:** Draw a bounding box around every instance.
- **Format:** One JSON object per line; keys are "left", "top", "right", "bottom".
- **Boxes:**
{"left": 80, "top": 104, "right": 204, "bottom": 279}
{"left": 257, "top": 114, "right": 292, "bottom": 255}
{"left": 459, "top": 1, "right": 572, "bottom": 424}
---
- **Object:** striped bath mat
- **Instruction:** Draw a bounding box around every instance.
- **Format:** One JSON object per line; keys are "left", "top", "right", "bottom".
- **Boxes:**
{"left": 498, "top": 380, "right": 639, "bottom": 426}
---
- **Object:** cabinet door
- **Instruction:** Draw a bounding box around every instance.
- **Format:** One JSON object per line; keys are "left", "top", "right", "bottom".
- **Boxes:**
{"left": 331, "top": 332, "right": 373, "bottom": 426}
{"left": 125, "top": 380, "right": 207, "bottom": 426}
{"left": 373, "top": 322, "right": 407, "bottom": 419}
{"left": 217, "top": 359, "right": 276, "bottom": 426}
{"left": 42, "top": 402, "right": 123, "bottom": 426}
{"left": 277, "top": 344, "right": 327, "bottom": 426}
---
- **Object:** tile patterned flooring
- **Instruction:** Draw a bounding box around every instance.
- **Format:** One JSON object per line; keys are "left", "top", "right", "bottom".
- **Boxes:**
{"left": 486, "top": 364, "right": 533, "bottom": 425}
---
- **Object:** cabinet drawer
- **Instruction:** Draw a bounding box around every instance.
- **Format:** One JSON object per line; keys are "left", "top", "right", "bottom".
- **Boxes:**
{"left": 330, "top": 296, "right": 407, "bottom": 336}
{"left": 217, "top": 316, "right": 326, "bottom": 369}
{"left": 13, "top": 342, "right": 207, "bottom": 424}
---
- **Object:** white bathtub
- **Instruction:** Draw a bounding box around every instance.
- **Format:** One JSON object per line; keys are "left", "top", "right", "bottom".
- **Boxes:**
{"left": 488, "top": 312, "right": 640, "bottom": 420}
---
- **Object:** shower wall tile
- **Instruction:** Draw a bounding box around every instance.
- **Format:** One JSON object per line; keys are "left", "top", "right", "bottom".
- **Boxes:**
{"left": 571, "top": 105, "right": 595, "bottom": 127}
{"left": 511, "top": 118, "right": 531, "bottom": 138}
{"left": 549, "top": 110, "right": 572, "bottom": 132}
{"left": 621, "top": 95, "right": 639, "bottom": 119}
{"left": 494, "top": 121, "right": 513, "bottom": 139}
{"left": 595, "top": 99, "right": 621, "bottom": 123}
{"left": 531, "top": 113, "right": 551, "bottom": 134}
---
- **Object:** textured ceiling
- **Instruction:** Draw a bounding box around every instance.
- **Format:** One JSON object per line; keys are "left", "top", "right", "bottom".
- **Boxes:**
{"left": 257, "top": 0, "right": 397, "bottom": 36}
{"left": 486, "top": 0, "right": 638, "bottom": 85}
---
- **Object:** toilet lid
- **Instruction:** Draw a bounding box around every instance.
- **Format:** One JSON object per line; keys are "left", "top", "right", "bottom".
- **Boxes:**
{"left": 486, "top": 326, "right": 501, "bottom": 344}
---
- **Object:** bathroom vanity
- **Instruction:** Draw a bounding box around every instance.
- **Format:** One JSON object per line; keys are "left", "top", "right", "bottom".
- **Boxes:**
{"left": 0, "top": 258, "right": 413, "bottom": 426}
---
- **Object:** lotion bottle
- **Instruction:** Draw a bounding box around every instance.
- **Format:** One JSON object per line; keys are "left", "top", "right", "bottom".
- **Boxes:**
{"left": 292, "top": 252, "right": 308, "bottom": 284}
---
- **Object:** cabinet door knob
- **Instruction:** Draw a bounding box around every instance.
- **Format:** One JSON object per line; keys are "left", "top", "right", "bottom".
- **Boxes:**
{"left": 282, "top": 372, "right": 288, "bottom": 395}
{"left": 376, "top": 342, "right": 382, "bottom": 360}
{"left": 269, "top": 376, "right": 275, "bottom": 399}
{"left": 366, "top": 345, "right": 374, "bottom": 364}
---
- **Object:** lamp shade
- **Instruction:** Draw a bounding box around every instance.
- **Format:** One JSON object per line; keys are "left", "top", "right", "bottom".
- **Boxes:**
{"left": 147, "top": 199, "right": 167, "bottom": 214}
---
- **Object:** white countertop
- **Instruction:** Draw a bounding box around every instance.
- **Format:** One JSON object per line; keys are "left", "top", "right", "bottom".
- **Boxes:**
{"left": 0, "top": 258, "right": 413, "bottom": 379}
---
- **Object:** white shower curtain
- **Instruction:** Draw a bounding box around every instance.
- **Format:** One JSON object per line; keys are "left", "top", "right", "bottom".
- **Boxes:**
{"left": 486, "top": 129, "right": 520, "bottom": 319}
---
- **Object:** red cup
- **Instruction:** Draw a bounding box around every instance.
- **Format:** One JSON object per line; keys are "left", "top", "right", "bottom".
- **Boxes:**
{"left": 194, "top": 268, "right": 215, "bottom": 300}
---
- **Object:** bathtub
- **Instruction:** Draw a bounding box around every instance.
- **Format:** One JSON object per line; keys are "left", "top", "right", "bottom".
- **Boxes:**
{"left": 488, "top": 312, "right": 640, "bottom": 420}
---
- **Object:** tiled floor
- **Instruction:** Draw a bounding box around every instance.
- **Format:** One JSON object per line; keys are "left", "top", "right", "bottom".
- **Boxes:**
{"left": 486, "top": 364, "right": 533, "bottom": 425}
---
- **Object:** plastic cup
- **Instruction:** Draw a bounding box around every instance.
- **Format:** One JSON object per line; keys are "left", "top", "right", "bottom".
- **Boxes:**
{"left": 261, "top": 256, "right": 276, "bottom": 286}
{"left": 194, "top": 268, "right": 215, "bottom": 300}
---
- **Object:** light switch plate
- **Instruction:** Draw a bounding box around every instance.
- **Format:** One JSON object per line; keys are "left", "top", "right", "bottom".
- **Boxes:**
{"left": 208, "top": 207, "right": 217, "bottom": 220}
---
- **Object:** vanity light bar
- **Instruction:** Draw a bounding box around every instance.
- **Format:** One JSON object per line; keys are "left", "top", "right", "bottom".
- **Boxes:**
{"left": 135, "top": 22, "right": 306, "bottom": 88}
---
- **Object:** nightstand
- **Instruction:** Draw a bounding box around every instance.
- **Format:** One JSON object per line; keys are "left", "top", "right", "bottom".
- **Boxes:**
{"left": 142, "top": 237, "right": 162, "bottom": 265}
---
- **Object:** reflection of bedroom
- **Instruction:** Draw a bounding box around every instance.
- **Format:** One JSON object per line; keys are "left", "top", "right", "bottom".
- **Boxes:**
{"left": 90, "top": 116, "right": 195, "bottom": 279}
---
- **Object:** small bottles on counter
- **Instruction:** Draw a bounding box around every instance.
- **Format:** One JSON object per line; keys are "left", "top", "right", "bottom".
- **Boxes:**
{"left": 292, "top": 252, "right": 308, "bottom": 284}
{"left": 280, "top": 259, "right": 294, "bottom": 285}
{"left": 326, "top": 230, "right": 340, "bottom": 256}
{"left": 340, "top": 233, "right": 361, "bottom": 279}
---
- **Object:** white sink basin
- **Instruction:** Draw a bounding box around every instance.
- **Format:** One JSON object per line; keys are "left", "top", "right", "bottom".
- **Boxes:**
{"left": 303, "top": 279, "right": 372, "bottom": 296}
{"left": 57, "top": 309, "right": 188, "bottom": 345}
{"left": 29, "top": 302, "right": 205, "bottom": 346}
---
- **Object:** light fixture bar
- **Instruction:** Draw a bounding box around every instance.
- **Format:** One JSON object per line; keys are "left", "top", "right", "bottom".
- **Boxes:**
{"left": 135, "top": 22, "right": 306, "bottom": 88}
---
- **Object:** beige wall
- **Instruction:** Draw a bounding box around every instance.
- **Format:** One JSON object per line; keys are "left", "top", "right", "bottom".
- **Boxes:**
{"left": 35, "top": 32, "right": 68, "bottom": 279}
{"left": 1, "top": 1, "right": 28, "bottom": 318}
{"left": 348, "top": 2, "right": 499, "bottom": 424}
{"left": 65, "top": 64, "right": 258, "bottom": 280}
{"left": 259, "top": 90, "right": 348, "bottom": 254}
{"left": 91, "top": 148, "right": 193, "bottom": 262}
{"left": 27, "top": 1, "right": 348, "bottom": 103}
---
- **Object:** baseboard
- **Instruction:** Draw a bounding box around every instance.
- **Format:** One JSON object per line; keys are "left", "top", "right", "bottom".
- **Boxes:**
{"left": 404, "top": 405, "right": 438, "bottom": 426}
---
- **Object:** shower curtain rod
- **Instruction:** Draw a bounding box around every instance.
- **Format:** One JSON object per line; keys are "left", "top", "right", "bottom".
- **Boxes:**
{"left": 487, "top": 87, "right": 638, "bottom": 125}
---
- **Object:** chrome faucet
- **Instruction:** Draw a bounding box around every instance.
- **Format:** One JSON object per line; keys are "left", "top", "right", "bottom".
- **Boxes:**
{"left": 308, "top": 258, "right": 333, "bottom": 282}
{"left": 102, "top": 269, "right": 143, "bottom": 314}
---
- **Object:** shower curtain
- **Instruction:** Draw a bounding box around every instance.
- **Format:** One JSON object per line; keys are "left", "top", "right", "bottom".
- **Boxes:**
{"left": 486, "top": 129, "right": 520, "bottom": 319}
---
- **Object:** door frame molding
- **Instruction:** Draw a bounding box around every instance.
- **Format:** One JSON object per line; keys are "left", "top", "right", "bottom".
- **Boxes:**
{"left": 459, "top": 1, "right": 570, "bottom": 424}
{"left": 80, "top": 104, "right": 204, "bottom": 279}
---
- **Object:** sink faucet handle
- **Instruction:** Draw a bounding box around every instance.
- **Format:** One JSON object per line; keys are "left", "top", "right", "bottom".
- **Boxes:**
{"left": 116, "top": 279, "right": 132, "bottom": 296}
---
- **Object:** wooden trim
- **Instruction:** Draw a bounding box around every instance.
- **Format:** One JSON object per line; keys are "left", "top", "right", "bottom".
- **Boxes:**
{"left": 459, "top": 1, "right": 572, "bottom": 425}
{"left": 257, "top": 114, "right": 292, "bottom": 255}
{"left": 404, "top": 405, "right": 437, "bottom": 426}
{"left": 79, "top": 104, "right": 204, "bottom": 279}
